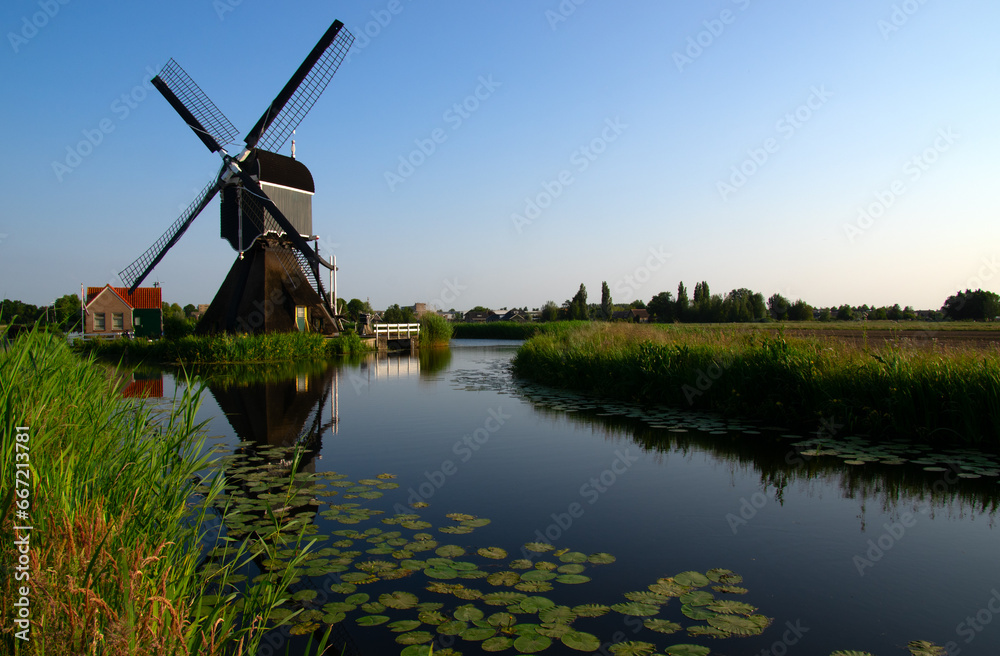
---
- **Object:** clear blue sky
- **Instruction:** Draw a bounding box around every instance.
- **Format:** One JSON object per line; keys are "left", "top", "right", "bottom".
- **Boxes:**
{"left": 2, "top": 0, "right": 997, "bottom": 311}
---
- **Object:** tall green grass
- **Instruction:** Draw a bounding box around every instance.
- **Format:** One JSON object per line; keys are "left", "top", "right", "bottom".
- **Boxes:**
{"left": 419, "top": 313, "right": 454, "bottom": 347}
{"left": 0, "top": 327, "right": 316, "bottom": 654}
{"left": 513, "top": 323, "right": 1000, "bottom": 445}
{"left": 78, "top": 330, "right": 371, "bottom": 365}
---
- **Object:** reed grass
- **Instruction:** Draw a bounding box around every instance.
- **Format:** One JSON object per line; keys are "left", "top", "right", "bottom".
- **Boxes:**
{"left": 419, "top": 313, "right": 453, "bottom": 347}
{"left": 0, "top": 327, "right": 317, "bottom": 654}
{"left": 513, "top": 323, "right": 1000, "bottom": 445}
{"left": 78, "top": 330, "right": 371, "bottom": 365}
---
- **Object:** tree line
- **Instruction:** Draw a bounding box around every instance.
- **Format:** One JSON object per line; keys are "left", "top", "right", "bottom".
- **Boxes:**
{"left": 525, "top": 283, "right": 1000, "bottom": 323}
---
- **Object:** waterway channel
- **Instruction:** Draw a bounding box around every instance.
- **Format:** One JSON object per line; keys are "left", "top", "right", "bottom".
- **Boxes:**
{"left": 152, "top": 340, "right": 1000, "bottom": 656}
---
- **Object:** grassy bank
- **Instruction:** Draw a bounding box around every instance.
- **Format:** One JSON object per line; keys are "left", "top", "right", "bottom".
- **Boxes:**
{"left": 1, "top": 328, "right": 317, "bottom": 654}
{"left": 512, "top": 323, "right": 1000, "bottom": 445}
{"left": 78, "top": 330, "right": 371, "bottom": 365}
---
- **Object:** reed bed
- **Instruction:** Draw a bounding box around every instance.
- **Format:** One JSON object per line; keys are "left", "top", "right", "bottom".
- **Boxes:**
{"left": 513, "top": 323, "right": 1000, "bottom": 445}
{"left": 1, "top": 328, "right": 316, "bottom": 654}
{"left": 418, "top": 313, "right": 454, "bottom": 347}
{"left": 79, "top": 330, "right": 371, "bottom": 365}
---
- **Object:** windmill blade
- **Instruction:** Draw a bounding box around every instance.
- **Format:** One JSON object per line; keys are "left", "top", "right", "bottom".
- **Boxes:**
{"left": 153, "top": 59, "right": 240, "bottom": 153}
{"left": 119, "top": 178, "right": 222, "bottom": 291}
{"left": 244, "top": 20, "right": 353, "bottom": 152}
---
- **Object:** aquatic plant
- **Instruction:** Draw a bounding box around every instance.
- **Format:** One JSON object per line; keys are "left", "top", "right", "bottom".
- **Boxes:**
{"left": 512, "top": 323, "right": 1000, "bottom": 445}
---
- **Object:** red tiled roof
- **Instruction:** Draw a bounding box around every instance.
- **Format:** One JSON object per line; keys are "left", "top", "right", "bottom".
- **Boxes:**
{"left": 86, "top": 286, "right": 162, "bottom": 310}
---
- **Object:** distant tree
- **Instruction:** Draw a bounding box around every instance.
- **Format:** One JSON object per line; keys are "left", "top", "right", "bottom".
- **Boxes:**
{"left": 676, "top": 282, "right": 689, "bottom": 320}
{"left": 768, "top": 294, "right": 790, "bottom": 321}
{"left": 600, "top": 281, "right": 613, "bottom": 321}
{"left": 54, "top": 294, "right": 82, "bottom": 331}
{"left": 872, "top": 307, "right": 889, "bottom": 321}
{"left": 345, "top": 298, "right": 371, "bottom": 321}
{"left": 902, "top": 305, "right": 918, "bottom": 320}
{"left": 540, "top": 301, "right": 560, "bottom": 322}
{"left": 836, "top": 304, "right": 855, "bottom": 321}
{"left": 568, "top": 284, "right": 588, "bottom": 321}
{"left": 469, "top": 305, "right": 493, "bottom": 315}
{"left": 383, "top": 304, "right": 417, "bottom": 323}
{"left": 182, "top": 303, "right": 197, "bottom": 318}
{"left": 818, "top": 307, "right": 833, "bottom": 322}
{"left": 787, "top": 300, "right": 814, "bottom": 321}
{"left": 647, "top": 291, "right": 675, "bottom": 323}
{"left": 941, "top": 289, "right": 1000, "bottom": 321}
{"left": 629, "top": 299, "right": 646, "bottom": 309}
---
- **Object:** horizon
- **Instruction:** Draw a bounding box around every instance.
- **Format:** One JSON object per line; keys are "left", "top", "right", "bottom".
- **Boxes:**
{"left": 2, "top": 1, "right": 997, "bottom": 310}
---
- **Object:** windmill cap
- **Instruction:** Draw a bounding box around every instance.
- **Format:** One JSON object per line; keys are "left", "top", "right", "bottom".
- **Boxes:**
{"left": 244, "top": 149, "right": 315, "bottom": 194}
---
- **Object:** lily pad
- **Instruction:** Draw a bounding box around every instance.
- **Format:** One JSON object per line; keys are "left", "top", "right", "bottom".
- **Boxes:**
{"left": 611, "top": 602, "right": 659, "bottom": 617}
{"left": 673, "top": 571, "right": 710, "bottom": 587}
{"left": 538, "top": 605, "right": 576, "bottom": 624}
{"left": 436, "top": 545, "right": 467, "bottom": 558}
{"left": 587, "top": 552, "right": 616, "bottom": 565}
{"left": 478, "top": 547, "right": 508, "bottom": 559}
{"left": 572, "top": 604, "right": 610, "bottom": 617}
{"left": 455, "top": 605, "right": 485, "bottom": 622}
{"left": 556, "top": 574, "right": 591, "bottom": 585}
{"left": 356, "top": 615, "right": 389, "bottom": 626}
{"left": 380, "top": 591, "right": 419, "bottom": 610}
{"left": 561, "top": 630, "right": 602, "bottom": 652}
{"left": 679, "top": 590, "right": 714, "bottom": 606}
{"left": 664, "top": 646, "right": 710, "bottom": 656}
{"left": 520, "top": 597, "right": 557, "bottom": 613}
{"left": 514, "top": 633, "right": 552, "bottom": 653}
{"left": 523, "top": 542, "right": 554, "bottom": 553}
{"left": 396, "top": 631, "right": 434, "bottom": 645}
{"left": 681, "top": 604, "right": 717, "bottom": 621}
{"left": 644, "top": 619, "right": 682, "bottom": 634}
{"left": 461, "top": 627, "right": 498, "bottom": 641}
{"left": 389, "top": 620, "right": 423, "bottom": 632}
{"left": 609, "top": 641, "right": 656, "bottom": 656}
{"left": 482, "top": 636, "right": 515, "bottom": 652}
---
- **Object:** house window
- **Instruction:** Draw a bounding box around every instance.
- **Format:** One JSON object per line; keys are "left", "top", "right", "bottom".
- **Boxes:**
{"left": 95, "top": 313, "right": 105, "bottom": 331}
{"left": 112, "top": 313, "right": 124, "bottom": 331}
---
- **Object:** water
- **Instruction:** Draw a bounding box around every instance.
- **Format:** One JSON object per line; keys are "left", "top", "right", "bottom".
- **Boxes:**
{"left": 157, "top": 340, "right": 1000, "bottom": 656}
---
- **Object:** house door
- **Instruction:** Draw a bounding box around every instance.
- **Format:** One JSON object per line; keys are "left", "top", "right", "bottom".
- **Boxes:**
{"left": 295, "top": 306, "right": 308, "bottom": 331}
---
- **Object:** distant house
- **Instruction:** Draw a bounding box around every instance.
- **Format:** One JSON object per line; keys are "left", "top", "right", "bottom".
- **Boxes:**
{"left": 612, "top": 308, "right": 649, "bottom": 323}
{"left": 465, "top": 310, "right": 496, "bottom": 323}
{"left": 84, "top": 285, "right": 162, "bottom": 338}
{"left": 500, "top": 309, "right": 530, "bottom": 322}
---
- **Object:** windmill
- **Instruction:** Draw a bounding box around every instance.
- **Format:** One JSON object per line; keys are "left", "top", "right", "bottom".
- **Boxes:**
{"left": 118, "top": 19, "right": 354, "bottom": 334}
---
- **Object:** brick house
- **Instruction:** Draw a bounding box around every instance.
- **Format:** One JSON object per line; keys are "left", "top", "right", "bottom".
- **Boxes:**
{"left": 84, "top": 285, "right": 162, "bottom": 338}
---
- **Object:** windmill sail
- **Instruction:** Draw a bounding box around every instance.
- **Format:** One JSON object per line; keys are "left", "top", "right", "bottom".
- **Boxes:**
{"left": 245, "top": 21, "right": 354, "bottom": 152}
{"left": 152, "top": 59, "right": 240, "bottom": 153}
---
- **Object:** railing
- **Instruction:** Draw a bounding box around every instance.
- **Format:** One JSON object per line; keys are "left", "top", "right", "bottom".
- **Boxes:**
{"left": 373, "top": 323, "right": 420, "bottom": 339}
